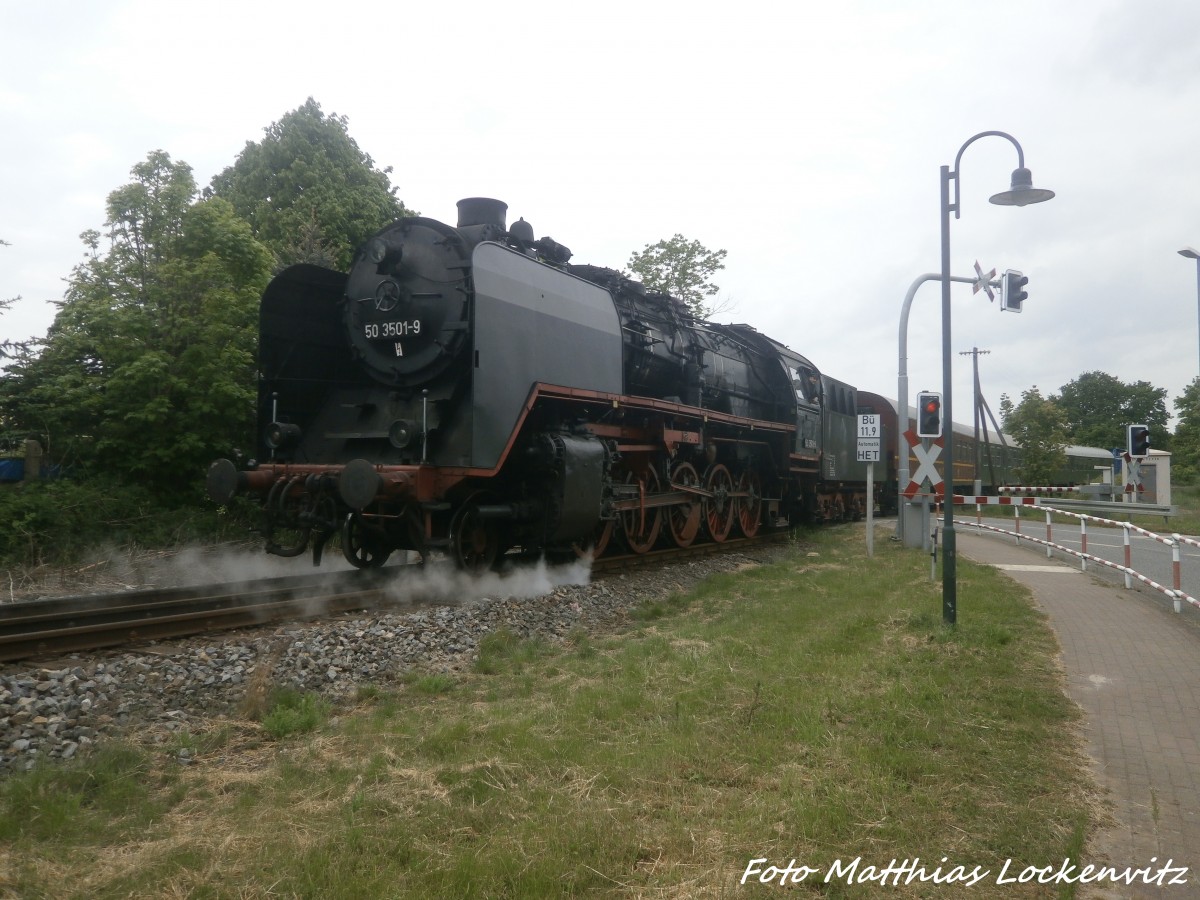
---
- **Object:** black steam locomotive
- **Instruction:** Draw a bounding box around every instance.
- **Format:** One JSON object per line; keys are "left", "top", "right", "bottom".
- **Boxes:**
{"left": 207, "top": 199, "right": 882, "bottom": 569}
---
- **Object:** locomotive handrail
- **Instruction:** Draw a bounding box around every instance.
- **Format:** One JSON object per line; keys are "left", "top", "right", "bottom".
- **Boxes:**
{"left": 537, "top": 384, "right": 796, "bottom": 433}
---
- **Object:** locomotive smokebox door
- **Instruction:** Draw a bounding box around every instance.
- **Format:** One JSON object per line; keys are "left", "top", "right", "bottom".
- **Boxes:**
{"left": 342, "top": 217, "right": 473, "bottom": 388}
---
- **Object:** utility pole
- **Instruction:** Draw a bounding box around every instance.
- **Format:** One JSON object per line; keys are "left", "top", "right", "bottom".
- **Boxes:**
{"left": 959, "top": 348, "right": 991, "bottom": 494}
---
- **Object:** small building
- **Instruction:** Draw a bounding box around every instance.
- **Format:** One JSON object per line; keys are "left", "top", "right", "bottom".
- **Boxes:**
{"left": 0, "top": 439, "right": 44, "bottom": 483}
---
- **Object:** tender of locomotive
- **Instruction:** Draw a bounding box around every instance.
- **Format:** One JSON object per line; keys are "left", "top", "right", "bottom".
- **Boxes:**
{"left": 207, "top": 199, "right": 882, "bottom": 569}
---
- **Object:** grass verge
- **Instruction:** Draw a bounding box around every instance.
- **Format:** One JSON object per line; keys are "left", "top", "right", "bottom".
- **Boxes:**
{"left": 0, "top": 526, "right": 1102, "bottom": 898}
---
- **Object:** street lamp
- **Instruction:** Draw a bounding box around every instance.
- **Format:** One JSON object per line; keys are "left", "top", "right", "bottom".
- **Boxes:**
{"left": 1180, "top": 247, "right": 1200, "bottom": 373}
{"left": 939, "top": 131, "right": 1054, "bottom": 625}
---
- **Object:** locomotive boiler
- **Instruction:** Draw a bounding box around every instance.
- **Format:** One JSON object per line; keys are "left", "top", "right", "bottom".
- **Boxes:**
{"left": 207, "top": 199, "right": 877, "bottom": 569}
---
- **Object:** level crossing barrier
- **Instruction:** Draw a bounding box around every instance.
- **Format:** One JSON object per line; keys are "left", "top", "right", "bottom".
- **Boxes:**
{"left": 996, "top": 486, "right": 1074, "bottom": 494}
{"left": 945, "top": 495, "right": 1200, "bottom": 614}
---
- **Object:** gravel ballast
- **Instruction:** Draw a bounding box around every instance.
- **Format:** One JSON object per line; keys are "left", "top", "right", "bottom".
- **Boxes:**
{"left": 0, "top": 545, "right": 794, "bottom": 772}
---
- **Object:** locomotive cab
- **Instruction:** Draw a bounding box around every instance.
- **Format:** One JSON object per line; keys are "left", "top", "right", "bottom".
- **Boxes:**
{"left": 771, "top": 347, "right": 822, "bottom": 459}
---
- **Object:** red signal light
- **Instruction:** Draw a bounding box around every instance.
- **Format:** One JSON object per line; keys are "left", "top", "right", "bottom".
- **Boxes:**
{"left": 916, "top": 391, "right": 942, "bottom": 438}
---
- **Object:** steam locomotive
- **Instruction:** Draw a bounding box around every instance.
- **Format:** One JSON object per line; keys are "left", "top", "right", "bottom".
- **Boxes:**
{"left": 205, "top": 199, "right": 959, "bottom": 569}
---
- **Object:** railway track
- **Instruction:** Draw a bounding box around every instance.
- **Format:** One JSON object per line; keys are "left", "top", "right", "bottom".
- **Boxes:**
{"left": 0, "top": 533, "right": 791, "bottom": 663}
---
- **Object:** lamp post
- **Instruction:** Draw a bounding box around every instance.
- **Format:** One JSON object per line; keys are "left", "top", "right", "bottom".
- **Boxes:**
{"left": 1180, "top": 247, "right": 1200, "bottom": 373}
{"left": 939, "top": 132, "right": 1054, "bottom": 625}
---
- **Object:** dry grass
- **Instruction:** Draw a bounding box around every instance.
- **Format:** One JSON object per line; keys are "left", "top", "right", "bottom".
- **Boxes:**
{"left": 0, "top": 526, "right": 1107, "bottom": 898}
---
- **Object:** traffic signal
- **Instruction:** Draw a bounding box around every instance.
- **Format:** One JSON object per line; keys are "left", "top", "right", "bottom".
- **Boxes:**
{"left": 916, "top": 391, "right": 942, "bottom": 438}
{"left": 1001, "top": 269, "right": 1028, "bottom": 313}
{"left": 1127, "top": 424, "right": 1150, "bottom": 457}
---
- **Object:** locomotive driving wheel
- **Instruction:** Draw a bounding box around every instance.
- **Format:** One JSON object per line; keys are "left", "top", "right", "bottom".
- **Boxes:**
{"left": 703, "top": 463, "right": 735, "bottom": 542}
{"left": 735, "top": 469, "right": 763, "bottom": 538}
{"left": 620, "top": 467, "right": 663, "bottom": 554}
{"left": 667, "top": 461, "right": 702, "bottom": 548}
{"left": 341, "top": 513, "right": 392, "bottom": 569}
{"left": 574, "top": 518, "right": 615, "bottom": 560}
{"left": 450, "top": 498, "right": 500, "bottom": 573}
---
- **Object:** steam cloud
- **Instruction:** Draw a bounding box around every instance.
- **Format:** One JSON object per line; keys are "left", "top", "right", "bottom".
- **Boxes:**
{"left": 56, "top": 542, "right": 593, "bottom": 611}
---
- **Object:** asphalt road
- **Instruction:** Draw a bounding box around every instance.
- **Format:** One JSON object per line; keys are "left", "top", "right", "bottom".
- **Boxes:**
{"left": 960, "top": 514, "right": 1200, "bottom": 618}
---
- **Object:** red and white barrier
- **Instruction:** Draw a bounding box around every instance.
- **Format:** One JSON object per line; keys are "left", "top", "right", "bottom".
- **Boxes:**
{"left": 951, "top": 496, "right": 1039, "bottom": 506}
{"left": 959, "top": 504, "right": 1200, "bottom": 613}
{"left": 998, "top": 486, "right": 1075, "bottom": 494}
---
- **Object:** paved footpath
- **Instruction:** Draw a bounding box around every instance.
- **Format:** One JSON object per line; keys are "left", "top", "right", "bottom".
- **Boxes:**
{"left": 956, "top": 530, "right": 1200, "bottom": 897}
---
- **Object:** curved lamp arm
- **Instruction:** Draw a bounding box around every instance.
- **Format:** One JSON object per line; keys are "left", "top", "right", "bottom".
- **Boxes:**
{"left": 948, "top": 131, "right": 1052, "bottom": 217}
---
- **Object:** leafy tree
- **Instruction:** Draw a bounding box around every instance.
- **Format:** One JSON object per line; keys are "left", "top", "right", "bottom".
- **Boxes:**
{"left": 1053, "top": 371, "right": 1169, "bottom": 451}
{"left": 627, "top": 234, "right": 727, "bottom": 318}
{"left": 1172, "top": 378, "right": 1200, "bottom": 484}
{"left": 0, "top": 238, "right": 21, "bottom": 360}
{"left": 207, "top": 97, "right": 410, "bottom": 270}
{"left": 276, "top": 208, "right": 342, "bottom": 271}
{"left": 0, "top": 151, "right": 272, "bottom": 494}
{"left": 1000, "top": 386, "right": 1069, "bottom": 484}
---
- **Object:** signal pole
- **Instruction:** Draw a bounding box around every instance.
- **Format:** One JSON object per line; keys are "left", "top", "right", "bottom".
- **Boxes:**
{"left": 959, "top": 348, "right": 990, "bottom": 493}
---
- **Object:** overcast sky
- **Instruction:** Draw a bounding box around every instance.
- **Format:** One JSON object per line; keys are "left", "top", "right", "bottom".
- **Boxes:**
{"left": 4, "top": 0, "right": 1199, "bottom": 436}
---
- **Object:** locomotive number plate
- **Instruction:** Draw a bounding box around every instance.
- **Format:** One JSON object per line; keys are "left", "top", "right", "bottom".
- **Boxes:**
{"left": 364, "top": 319, "right": 422, "bottom": 340}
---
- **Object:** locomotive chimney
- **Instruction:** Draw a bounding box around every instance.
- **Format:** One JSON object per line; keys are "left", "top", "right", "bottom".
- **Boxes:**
{"left": 456, "top": 197, "right": 508, "bottom": 229}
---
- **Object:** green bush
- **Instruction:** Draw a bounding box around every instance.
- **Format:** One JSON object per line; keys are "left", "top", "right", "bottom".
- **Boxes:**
{"left": 0, "top": 476, "right": 254, "bottom": 568}
{"left": 261, "top": 689, "right": 330, "bottom": 740}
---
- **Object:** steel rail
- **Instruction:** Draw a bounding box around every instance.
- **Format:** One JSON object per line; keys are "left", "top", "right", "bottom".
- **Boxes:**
{"left": 0, "top": 530, "right": 801, "bottom": 663}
